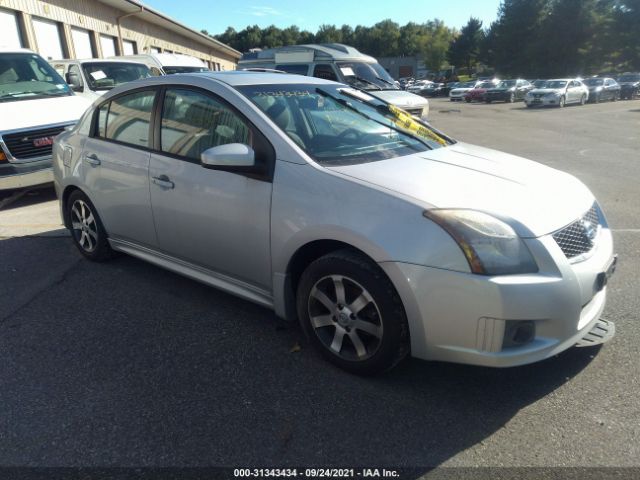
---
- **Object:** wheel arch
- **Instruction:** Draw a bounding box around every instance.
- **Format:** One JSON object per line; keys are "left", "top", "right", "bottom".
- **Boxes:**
{"left": 60, "top": 184, "right": 84, "bottom": 229}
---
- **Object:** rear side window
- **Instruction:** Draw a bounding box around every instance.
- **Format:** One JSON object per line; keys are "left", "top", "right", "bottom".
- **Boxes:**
{"left": 160, "top": 88, "right": 251, "bottom": 160}
{"left": 95, "top": 89, "right": 155, "bottom": 148}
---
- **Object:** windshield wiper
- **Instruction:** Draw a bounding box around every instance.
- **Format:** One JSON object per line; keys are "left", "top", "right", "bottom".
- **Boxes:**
{"left": 346, "top": 76, "right": 382, "bottom": 90}
{"left": 316, "top": 88, "right": 433, "bottom": 149}
{"left": 374, "top": 75, "right": 397, "bottom": 88}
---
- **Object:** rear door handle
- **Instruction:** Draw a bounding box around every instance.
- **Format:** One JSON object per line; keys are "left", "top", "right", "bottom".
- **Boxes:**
{"left": 83, "top": 153, "right": 101, "bottom": 166}
{"left": 152, "top": 175, "right": 175, "bottom": 189}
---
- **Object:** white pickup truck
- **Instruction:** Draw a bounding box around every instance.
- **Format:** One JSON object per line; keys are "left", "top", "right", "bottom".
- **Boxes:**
{"left": 0, "top": 48, "right": 91, "bottom": 190}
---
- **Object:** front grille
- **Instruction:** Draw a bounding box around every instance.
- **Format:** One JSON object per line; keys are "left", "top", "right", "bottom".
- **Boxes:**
{"left": 552, "top": 205, "right": 601, "bottom": 259}
{"left": 1, "top": 125, "right": 69, "bottom": 161}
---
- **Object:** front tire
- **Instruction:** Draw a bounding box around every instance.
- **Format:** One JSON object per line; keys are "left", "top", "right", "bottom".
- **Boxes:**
{"left": 558, "top": 96, "right": 566, "bottom": 108}
{"left": 296, "top": 250, "right": 409, "bottom": 375}
{"left": 508, "top": 93, "right": 515, "bottom": 103}
{"left": 67, "top": 190, "right": 114, "bottom": 262}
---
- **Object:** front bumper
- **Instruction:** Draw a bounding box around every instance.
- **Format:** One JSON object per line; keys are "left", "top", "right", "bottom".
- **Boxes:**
{"left": 525, "top": 96, "right": 560, "bottom": 106}
{"left": 380, "top": 228, "right": 615, "bottom": 367}
{"left": 0, "top": 166, "right": 53, "bottom": 190}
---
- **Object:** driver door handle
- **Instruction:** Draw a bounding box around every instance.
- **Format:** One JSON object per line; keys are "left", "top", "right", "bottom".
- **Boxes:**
{"left": 152, "top": 174, "right": 175, "bottom": 190}
{"left": 83, "top": 153, "right": 101, "bottom": 166}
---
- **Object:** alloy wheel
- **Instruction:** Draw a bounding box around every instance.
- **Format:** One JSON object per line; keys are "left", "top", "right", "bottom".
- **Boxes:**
{"left": 71, "top": 199, "right": 99, "bottom": 253}
{"left": 307, "top": 275, "right": 383, "bottom": 361}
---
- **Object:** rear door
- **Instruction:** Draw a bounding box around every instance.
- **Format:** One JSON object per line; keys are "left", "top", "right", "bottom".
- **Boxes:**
{"left": 81, "top": 88, "right": 158, "bottom": 248}
{"left": 148, "top": 86, "right": 274, "bottom": 290}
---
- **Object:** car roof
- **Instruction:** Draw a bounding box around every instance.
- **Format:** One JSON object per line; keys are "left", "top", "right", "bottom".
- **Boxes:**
{"left": 184, "top": 71, "right": 339, "bottom": 86}
{"left": 0, "top": 47, "right": 37, "bottom": 54}
{"left": 50, "top": 58, "right": 149, "bottom": 65}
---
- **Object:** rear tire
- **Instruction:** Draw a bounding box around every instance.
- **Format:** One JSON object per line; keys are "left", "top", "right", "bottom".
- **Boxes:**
{"left": 67, "top": 190, "right": 114, "bottom": 262}
{"left": 296, "top": 250, "right": 409, "bottom": 375}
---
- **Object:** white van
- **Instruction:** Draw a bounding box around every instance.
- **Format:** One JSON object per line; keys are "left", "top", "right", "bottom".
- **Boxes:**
{"left": 0, "top": 48, "right": 91, "bottom": 190}
{"left": 111, "top": 53, "right": 209, "bottom": 76}
{"left": 50, "top": 59, "right": 152, "bottom": 101}
{"left": 238, "top": 43, "right": 430, "bottom": 119}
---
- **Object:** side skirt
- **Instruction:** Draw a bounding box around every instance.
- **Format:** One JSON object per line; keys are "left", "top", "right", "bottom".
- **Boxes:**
{"left": 109, "top": 238, "right": 274, "bottom": 309}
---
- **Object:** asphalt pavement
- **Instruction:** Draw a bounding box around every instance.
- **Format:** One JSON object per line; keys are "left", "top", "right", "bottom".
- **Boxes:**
{"left": 0, "top": 97, "right": 638, "bottom": 477}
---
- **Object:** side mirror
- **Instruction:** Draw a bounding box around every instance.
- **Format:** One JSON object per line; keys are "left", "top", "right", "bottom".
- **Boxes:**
{"left": 66, "top": 72, "right": 83, "bottom": 92}
{"left": 201, "top": 143, "right": 255, "bottom": 169}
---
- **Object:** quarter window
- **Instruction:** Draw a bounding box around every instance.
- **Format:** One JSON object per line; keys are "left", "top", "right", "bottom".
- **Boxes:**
{"left": 160, "top": 88, "right": 251, "bottom": 160}
{"left": 96, "top": 90, "right": 155, "bottom": 148}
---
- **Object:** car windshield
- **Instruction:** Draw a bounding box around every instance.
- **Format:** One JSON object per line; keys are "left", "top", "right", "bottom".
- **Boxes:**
{"left": 82, "top": 62, "right": 151, "bottom": 90}
{"left": 584, "top": 78, "right": 604, "bottom": 86}
{"left": 0, "top": 52, "right": 72, "bottom": 102}
{"left": 163, "top": 66, "right": 209, "bottom": 75}
{"left": 618, "top": 74, "right": 640, "bottom": 82}
{"left": 533, "top": 80, "right": 548, "bottom": 88}
{"left": 336, "top": 61, "right": 398, "bottom": 90}
{"left": 237, "top": 84, "right": 451, "bottom": 166}
{"left": 497, "top": 80, "right": 517, "bottom": 88}
{"left": 546, "top": 81, "right": 567, "bottom": 89}
{"left": 477, "top": 81, "right": 494, "bottom": 88}
{"left": 459, "top": 82, "right": 476, "bottom": 88}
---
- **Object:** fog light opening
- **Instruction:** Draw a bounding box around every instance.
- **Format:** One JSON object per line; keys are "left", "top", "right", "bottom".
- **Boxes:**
{"left": 503, "top": 320, "right": 536, "bottom": 349}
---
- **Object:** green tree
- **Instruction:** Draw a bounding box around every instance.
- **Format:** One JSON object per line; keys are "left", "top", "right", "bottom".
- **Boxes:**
{"left": 315, "top": 24, "right": 342, "bottom": 43}
{"left": 447, "top": 17, "right": 484, "bottom": 74}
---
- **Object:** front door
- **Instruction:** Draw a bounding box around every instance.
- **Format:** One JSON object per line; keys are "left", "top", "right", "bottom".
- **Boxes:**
{"left": 148, "top": 87, "right": 273, "bottom": 290}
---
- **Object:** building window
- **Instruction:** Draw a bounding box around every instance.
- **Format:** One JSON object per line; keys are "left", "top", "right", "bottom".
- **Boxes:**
{"left": 100, "top": 34, "right": 117, "bottom": 58}
{"left": 122, "top": 40, "right": 137, "bottom": 55}
{"left": 32, "top": 17, "right": 65, "bottom": 60}
{"left": 0, "top": 8, "right": 23, "bottom": 48}
{"left": 71, "top": 27, "right": 94, "bottom": 58}
{"left": 150, "top": 46, "right": 161, "bottom": 54}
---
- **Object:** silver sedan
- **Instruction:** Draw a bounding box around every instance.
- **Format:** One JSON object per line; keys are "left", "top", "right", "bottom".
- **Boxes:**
{"left": 53, "top": 72, "right": 616, "bottom": 374}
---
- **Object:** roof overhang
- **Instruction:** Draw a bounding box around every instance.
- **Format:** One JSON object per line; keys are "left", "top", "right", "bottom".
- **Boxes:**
{"left": 96, "top": 0, "right": 241, "bottom": 59}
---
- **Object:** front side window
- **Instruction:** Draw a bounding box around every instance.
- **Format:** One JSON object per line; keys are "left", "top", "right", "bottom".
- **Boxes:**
{"left": 237, "top": 84, "right": 451, "bottom": 166}
{"left": 313, "top": 64, "right": 337, "bottom": 81}
{"left": 0, "top": 52, "right": 71, "bottom": 102}
{"left": 82, "top": 62, "right": 151, "bottom": 91}
{"left": 160, "top": 88, "right": 251, "bottom": 160}
{"left": 97, "top": 90, "right": 155, "bottom": 148}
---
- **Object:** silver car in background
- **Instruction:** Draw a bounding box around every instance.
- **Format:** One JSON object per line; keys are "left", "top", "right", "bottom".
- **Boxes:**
{"left": 525, "top": 78, "right": 589, "bottom": 107}
{"left": 53, "top": 72, "right": 617, "bottom": 374}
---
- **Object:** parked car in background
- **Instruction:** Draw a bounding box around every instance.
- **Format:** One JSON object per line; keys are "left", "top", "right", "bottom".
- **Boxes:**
{"left": 449, "top": 81, "right": 478, "bottom": 101}
{"left": 0, "top": 48, "right": 91, "bottom": 190}
{"left": 617, "top": 73, "right": 640, "bottom": 100}
{"left": 50, "top": 59, "right": 151, "bottom": 101}
{"left": 583, "top": 77, "right": 620, "bottom": 103}
{"left": 525, "top": 79, "right": 589, "bottom": 108}
{"left": 238, "top": 43, "right": 430, "bottom": 119}
{"left": 53, "top": 72, "right": 616, "bottom": 374}
{"left": 485, "top": 79, "right": 534, "bottom": 103}
{"left": 420, "top": 82, "right": 447, "bottom": 97}
{"left": 441, "top": 82, "right": 459, "bottom": 96}
{"left": 463, "top": 81, "right": 495, "bottom": 102}
{"left": 112, "top": 53, "right": 209, "bottom": 76}
{"left": 407, "top": 80, "right": 432, "bottom": 94}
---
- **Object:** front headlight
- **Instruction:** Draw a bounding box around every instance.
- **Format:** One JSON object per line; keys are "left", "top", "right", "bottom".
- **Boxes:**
{"left": 423, "top": 209, "right": 538, "bottom": 275}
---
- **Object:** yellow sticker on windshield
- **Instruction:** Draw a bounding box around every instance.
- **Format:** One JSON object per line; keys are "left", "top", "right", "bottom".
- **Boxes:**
{"left": 387, "top": 104, "right": 448, "bottom": 146}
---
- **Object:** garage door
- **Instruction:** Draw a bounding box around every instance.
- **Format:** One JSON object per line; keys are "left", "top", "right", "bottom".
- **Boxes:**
{"left": 0, "top": 9, "right": 22, "bottom": 48}
{"left": 100, "top": 34, "right": 117, "bottom": 57}
{"left": 33, "top": 17, "right": 64, "bottom": 60}
{"left": 123, "top": 40, "right": 136, "bottom": 55}
{"left": 72, "top": 27, "right": 93, "bottom": 58}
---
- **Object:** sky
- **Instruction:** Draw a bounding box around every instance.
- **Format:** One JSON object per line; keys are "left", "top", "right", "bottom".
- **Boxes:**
{"left": 142, "top": 0, "right": 502, "bottom": 35}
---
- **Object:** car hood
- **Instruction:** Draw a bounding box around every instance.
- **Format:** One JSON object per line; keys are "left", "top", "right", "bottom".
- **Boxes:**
{"left": 619, "top": 81, "right": 640, "bottom": 86}
{"left": 528, "top": 88, "right": 564, "bottom": 95}
{"left": 327, "top": 142, "right": 594, "bottom": 238}
{"left": 368, "top": 90, "right": 429, "bottom": 109}
{"left": 450, "top": 88, "right": 473, "bottom": 94}
{"left": 0, "top": 95, "right": 91, "bottom": 131}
